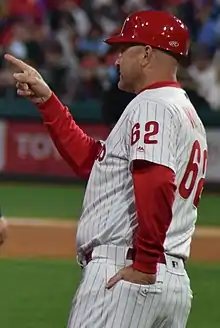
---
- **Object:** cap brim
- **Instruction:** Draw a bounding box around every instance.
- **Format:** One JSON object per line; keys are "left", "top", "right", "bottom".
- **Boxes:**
{"left": 104, "top": 35, "right": 135, "bottom": 45}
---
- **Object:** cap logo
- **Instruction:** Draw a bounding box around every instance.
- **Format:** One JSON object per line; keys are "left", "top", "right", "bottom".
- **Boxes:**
{"left": 169, "top": 41, "right": 179, "bottom": 47}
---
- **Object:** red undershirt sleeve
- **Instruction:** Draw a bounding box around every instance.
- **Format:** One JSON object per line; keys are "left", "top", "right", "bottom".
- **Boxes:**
{"left": 126, "top": 100, "right": 179, "bottom": 274}
{"left": 132, "top": 160, "right": 176, "bottom": 274}
{"left": 37, "top": 93, "right": 102, "bottom": 179}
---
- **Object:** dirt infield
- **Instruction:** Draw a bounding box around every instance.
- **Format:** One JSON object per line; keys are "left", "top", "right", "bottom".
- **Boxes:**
{"left": 0, "top": 219, "right": 220, "bottom": 262}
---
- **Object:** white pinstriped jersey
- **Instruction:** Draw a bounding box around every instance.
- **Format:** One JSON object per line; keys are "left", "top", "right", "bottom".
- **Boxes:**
{"left": 76, "top": 86, "right": 207, "bottom": 260}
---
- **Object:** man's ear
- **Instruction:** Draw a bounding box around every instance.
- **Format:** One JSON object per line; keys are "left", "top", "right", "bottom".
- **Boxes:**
{"left": 142, "top": 45, "right": 153, "bottom": 67}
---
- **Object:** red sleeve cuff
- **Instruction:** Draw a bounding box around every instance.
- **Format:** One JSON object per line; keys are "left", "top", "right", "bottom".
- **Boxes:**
{"left": 132, "top": 249, "right": 159, "bottom": 274}
{"left": 37, "top": 92, "right": 59, "bottom": 112}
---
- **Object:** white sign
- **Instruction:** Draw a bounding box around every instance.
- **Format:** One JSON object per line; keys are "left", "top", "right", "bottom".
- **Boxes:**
{"left": 15, "top": 133, "right": 61, "bottom": 161}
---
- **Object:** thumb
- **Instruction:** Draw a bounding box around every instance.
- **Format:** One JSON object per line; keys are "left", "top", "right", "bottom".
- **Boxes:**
{"left": 106, "top": 272, "right": 122, "bottom": 290}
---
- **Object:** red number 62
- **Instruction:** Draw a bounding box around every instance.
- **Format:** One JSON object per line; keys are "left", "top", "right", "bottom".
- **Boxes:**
{"left": 179, "top": 140, "right": 208, "bottom": 208}
{"left": 131, "top": 121, "right": 159, "bottom": 146}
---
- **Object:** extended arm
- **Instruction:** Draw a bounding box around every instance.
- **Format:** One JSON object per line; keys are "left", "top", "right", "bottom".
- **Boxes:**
{"left": 38, "top": 93, "right": 102, "bottom": 178}
{"left": 4, "top": 54, "right": 102, "bottom": 179}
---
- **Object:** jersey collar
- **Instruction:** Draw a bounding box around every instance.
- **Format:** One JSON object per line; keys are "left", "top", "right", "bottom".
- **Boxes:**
{"left": 138, "top": 81, "right": 181, "bottom": 94}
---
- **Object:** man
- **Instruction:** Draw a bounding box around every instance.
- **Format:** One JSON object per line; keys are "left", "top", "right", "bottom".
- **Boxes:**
{"left": 5, "top": 10, "right": 207, "bottom": 328}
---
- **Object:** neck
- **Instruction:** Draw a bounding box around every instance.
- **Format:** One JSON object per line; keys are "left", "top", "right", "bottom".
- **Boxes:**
{"left": 134, "top": 71, "right": 178, "bottom": 94}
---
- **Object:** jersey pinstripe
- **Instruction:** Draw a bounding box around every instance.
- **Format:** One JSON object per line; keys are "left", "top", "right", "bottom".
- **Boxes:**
{"left": 76, "top": 87, "right": 207, "bottom": 262}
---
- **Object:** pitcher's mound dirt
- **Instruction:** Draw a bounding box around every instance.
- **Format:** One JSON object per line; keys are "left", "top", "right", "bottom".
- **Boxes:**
{"left": 0, "top": 219, "right": 220, "bottom": 262}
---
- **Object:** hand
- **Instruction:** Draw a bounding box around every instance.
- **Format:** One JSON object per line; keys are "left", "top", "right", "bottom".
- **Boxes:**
{"left": 106, "top": 265, "right": 156, "bottom": 289}
{"left": 4, "top": 54, "right": 52, "bottom": 104}
{"left": 0, "top": 217, "right": 8, "bottom": 246}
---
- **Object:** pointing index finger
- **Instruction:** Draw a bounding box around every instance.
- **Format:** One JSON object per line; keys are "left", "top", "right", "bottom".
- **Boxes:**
{"left": 4, "top": 54, "right": 30, "bottom": 72}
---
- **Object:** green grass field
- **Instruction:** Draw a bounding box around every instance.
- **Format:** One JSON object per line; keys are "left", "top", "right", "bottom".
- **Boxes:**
{"left": 0, "top": 183, "right": 220, "bottom": 225}
{"left": 0, "top": 259, "right": 219, "bottom": 328}
{"left": 0, "top": 183, "right": 85, "bottom": 219}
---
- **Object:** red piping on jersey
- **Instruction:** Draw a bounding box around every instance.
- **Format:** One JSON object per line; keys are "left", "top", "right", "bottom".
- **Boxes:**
{"left": 132, "top": 160, "right": 176, "bottom": 274}
{"left": 138, "top": 81, "right": 181, "bottom": 94}
{"left": 37, "top": 93, "right": 102, "bottom": 178}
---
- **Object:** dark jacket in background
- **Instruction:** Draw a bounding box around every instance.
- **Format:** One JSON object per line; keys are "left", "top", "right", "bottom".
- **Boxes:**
{"left": 101, "top": 80, "right": 135, "bottom": 127}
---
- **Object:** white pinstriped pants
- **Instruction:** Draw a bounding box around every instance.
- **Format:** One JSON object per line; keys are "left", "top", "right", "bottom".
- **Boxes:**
{"left": 67, "top": 246, "right": 192, "bottom": 328}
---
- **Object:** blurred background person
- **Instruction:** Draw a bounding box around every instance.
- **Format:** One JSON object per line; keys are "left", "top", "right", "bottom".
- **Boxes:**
{"left": 188, "top": 44, "right": 220, "bottom": 110}
{"left": 0, "top": 0, "right": 220, "bottom": 114}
